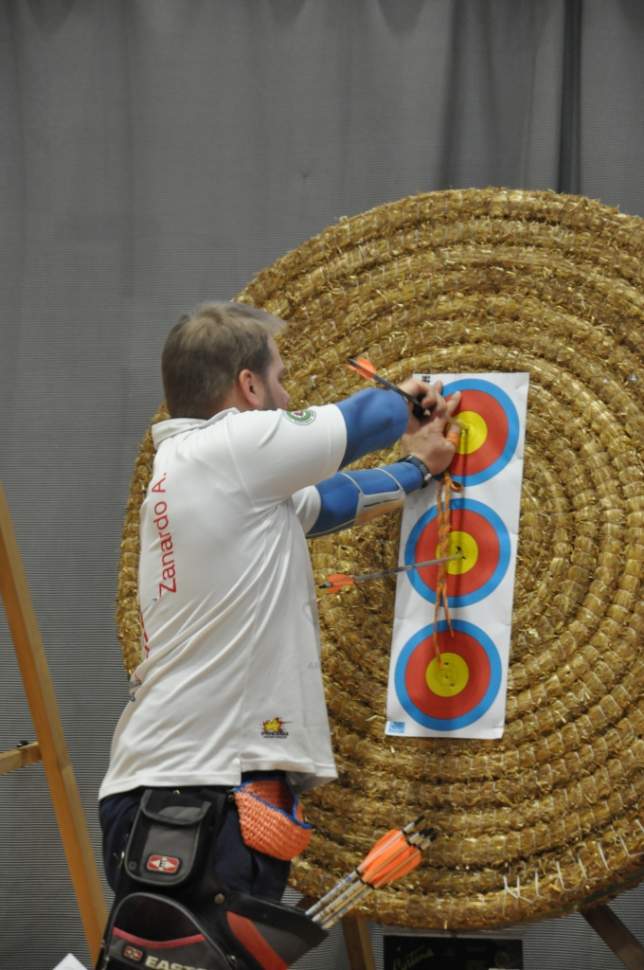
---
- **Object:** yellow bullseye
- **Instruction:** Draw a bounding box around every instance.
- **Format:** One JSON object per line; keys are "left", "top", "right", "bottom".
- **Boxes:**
{"left": 456, "top": 411, "right": 488, "bottom": 454}
{"left": 426, "top": 652, "right": 470, "bottom": 696}
{"left": 446, "top": 531, "right": 478, "bottom": 574}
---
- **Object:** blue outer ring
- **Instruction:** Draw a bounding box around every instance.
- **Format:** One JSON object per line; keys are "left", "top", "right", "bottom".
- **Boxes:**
{"left": 394, "top": 619, "right": 502, "bottom": 730}
{"left": 444, "top": 378, "right": 520, "bottom": 485}
{"left": 405, "top": 497, "right": 511, "bottom": 607}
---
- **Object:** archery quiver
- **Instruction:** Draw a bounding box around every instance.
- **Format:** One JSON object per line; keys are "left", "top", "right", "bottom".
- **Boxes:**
{"left": 97, "top": 889, "right": 327, "bottom": 970}
{"left": 96, "top": 787, "right": 327, "bottom": 970}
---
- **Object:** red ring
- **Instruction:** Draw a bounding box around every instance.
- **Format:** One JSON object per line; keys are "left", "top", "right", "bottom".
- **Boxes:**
{"left": 412, "top": 507, "right": 499, "bottom": 598}
{"left": 405, "top": 631, "right": 491, "bottom": 719}
{"left": 450, "top": 389, "right": 509, "bottom": 477}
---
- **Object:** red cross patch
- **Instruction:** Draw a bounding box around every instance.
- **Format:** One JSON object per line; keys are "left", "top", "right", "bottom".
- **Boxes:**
{"left": 145, "top": 853, "right": 181, "bottom": 874}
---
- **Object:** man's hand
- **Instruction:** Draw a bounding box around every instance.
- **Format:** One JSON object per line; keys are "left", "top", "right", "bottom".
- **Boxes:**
{"left": 401, "top": 390, "right": 462, "bottom": 476}
{"left": 397, "top": 378, "right": 447, "bottom": 434}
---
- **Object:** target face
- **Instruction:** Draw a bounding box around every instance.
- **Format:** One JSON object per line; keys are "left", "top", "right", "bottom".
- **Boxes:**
{"left": 394, "top": 620, "right": 502, "bottom": 730}
{"left": 444, "top": 378, "right": 520, "bottom": 486}
{"left": 405, "top": 498, "right": 510, "bottom": 607}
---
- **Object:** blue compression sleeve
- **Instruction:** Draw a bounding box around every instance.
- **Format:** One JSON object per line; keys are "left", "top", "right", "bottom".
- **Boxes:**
{"left": 308, "top": 461, "right": 425, "bottom": 537}
{"left": 337, "top": 388, "right": 409, "bottom": 466}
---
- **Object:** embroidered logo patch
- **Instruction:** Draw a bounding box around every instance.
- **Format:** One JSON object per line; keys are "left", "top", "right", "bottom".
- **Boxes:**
{"left": 285, "top": 408, "right": 316, "bottom": 425}
{"left": 122, "top": 944, "right": 144, "bottom": 963}
{"left": 146, "top": 854, "right": 181, "bottom": 875}
{"left": 261, "top": 717, "right": 289, "bottom": 738}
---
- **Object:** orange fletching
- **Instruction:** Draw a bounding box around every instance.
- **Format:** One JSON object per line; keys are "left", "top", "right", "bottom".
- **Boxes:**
{"left": 347, "top": 356, "right": 377, "bottom": 380}
{"left": 359, "top": 829, "right": 416, "bottom": 887}
{"left": 359, "top": 829, "right": 402, "bottom": 872}
{"left": 447, "top": 424, "right": 462, "bottom": 448}
{"left": 361, "top": 833, "right": 422, "bottom": 887}
{"left": 369, "top": 845, "right": 422, "bottom": 888}
{"left": 323, "top": 573, "right": 355, "bottom": 592}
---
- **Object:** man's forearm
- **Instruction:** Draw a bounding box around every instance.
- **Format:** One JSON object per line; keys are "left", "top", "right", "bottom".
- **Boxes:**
{"left": 307, "top": 462, "right": 426, "bottom": 537}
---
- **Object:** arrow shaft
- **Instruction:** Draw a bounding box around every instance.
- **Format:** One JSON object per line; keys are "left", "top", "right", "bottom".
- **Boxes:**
{"left": 317, "top": 885, "right": 370, "bottom": 928}
{"left": 312, "top": 879, "right": 366, "bottom": 926}
{"left": 353, "top": 554, "right": 462, "bottom": 583}
{"left": 347, "top": 358, "right": 428, "bottom": 418}
{"left": 305, "top": 870, "right": 359, "bottom": 917}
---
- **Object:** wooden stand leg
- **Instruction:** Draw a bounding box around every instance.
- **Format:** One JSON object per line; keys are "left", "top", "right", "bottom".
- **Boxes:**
{"left": 582, "top": 904, "right": 644, "bottom": 970}
{"left": 0, "top": 485, "right": 107, "bottom": 964}
{"left": 342, "top": 915, "right": 377, "bottom": 970}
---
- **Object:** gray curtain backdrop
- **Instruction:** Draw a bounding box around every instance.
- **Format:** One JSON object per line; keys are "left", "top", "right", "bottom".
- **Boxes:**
{"left": 1, "top": 2, "right": 642, "bottom": 967}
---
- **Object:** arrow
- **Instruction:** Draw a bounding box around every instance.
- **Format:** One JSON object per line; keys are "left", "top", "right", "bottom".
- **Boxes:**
{"left": 306, "top": 815, "right": 436, "bottom": 928}
{"left": 319, "top": 554, "right": 463, "bottom": 591}
{"left": 347, "top": 356, "right": 429, "bottom": 420}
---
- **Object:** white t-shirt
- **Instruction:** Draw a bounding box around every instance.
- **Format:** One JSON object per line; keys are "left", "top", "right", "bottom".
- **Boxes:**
{"left": 99, "top": 404, "right": 347, "bottom": 799}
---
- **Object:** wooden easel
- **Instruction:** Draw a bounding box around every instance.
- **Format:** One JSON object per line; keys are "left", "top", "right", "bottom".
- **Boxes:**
{"left": 0, "top": 484, "right": 107, "bottom": 965}
{"left": 582, "top": 904, "right": 644, "bottom": 970}
{"left": 343, "top": 915, "right": 376, "bottom": 969}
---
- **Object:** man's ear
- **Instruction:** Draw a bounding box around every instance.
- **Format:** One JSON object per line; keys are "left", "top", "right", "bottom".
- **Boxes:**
{"left": 237, "top": 368, "right": 262, "bottom": 409}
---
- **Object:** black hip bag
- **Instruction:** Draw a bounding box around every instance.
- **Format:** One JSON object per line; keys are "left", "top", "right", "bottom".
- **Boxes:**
{"left": 123, "top": 788, "right": 223, "bottom": 891}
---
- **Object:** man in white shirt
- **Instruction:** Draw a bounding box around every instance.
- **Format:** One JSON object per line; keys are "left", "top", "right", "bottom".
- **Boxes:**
{"left": 99, "top": 301, "right": 459, "bottom": 903}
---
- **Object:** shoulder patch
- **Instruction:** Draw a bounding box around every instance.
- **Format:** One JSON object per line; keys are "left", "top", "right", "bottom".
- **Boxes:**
{"left": 285, "top": 408, "right": 316, "bottom": 425}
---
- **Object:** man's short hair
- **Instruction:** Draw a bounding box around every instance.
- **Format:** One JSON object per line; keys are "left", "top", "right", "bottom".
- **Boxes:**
{"left": 161, "top": 302, "right": 285, "bottom": 418}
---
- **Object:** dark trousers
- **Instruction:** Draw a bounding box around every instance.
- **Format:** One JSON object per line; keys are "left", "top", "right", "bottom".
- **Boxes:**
{"left": 99, "top": 778, "right": 290, "bottom": 901}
